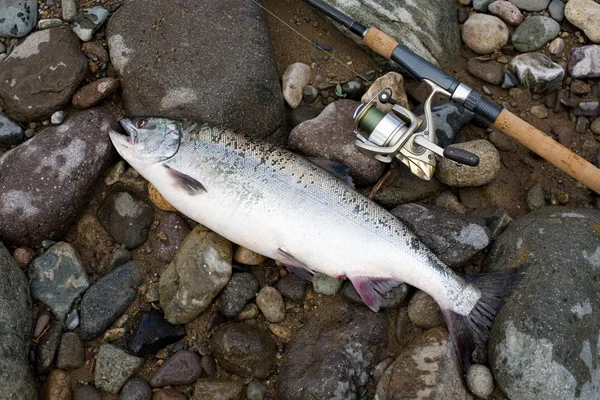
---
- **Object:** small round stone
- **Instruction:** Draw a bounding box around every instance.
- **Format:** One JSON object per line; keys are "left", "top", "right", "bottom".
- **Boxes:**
{"left": 467, "top": 364, "right": 494, "bottom": 399}
{"left": 530, "top": 105, "right": 549, "bottom": 119}
{"left": 461, "top": 14, "right": 509, "bottom": 55}
{"left": 246, "top": 379, "right": 267, "bottom": 400}
{"left": 312, "top": 272, "right": 343, "bottom": 295}
{"left": 233, "top": 246, "right": 266, "bottom": 266}
{"left": 50, "top": 110, "right": 65, "bottom": 125}
{"left": 12, "top": 247, "right": 36, "bottom": 268}
{"left": 591, "top": 117, "right": 600, "bottom": 135}
{"left": 255, "top": 286, "right": 285, "bottom": 323}
{"left": 236, "top": 303, "right": 260, "bottom": 320}
{"left": 527, "top": 182, "right": 546, "bottom": 211}
{"left": 120, "top": 377, "right": 152, "bottom": 400}
{"left": 407, "top": 290, "right": 444, "bottom": 329}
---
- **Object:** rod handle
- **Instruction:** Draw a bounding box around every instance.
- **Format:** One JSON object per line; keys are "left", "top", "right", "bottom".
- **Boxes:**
{"left": 493, "top": 109, "right": 600, "bottom": 194}
{"left": 363, "top": 28, "right": 398, "bottom": 59}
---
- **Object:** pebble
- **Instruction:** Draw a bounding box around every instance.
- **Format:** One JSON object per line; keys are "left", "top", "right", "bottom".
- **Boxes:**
{"left": 201, "top": 355, "right": 217, "bottom": 377}
{"left": 12, "top": 247, "right": 35, "bottom": 268}
{"left": 256, "top": 286, "right": 286, "bottom": 323}
{"left": 574, "top": 100, "right": 600, "bottom": 118}
{"left": 72, "top": 77, "right": 119, "bottom": 108}
{"left": 407, "top": 290, "right": 444, "bottom": 329}
{"left": 436, "top": 139, "right": 501, "bottom": 187}
{"left": 458, "top": 7, "right": 469, "bottom": 24}
{"left": 81, "top": 41, "right": 110, "bottom": 64}
{"left": 568, "top": 45, "right": 600, "bottom": 79}
{"left": 0, "top": 113, "right": 24, "bottom": 148}
{"left": 233, "top": 246, "right": 266, "bottom": 265}
{"left": 149, "top": 350, "right": 202, "bottom": 388}
{"left": 575, "top": 116, "right": 589, "bottom": 133}
{"left": 29, "top": 242, "right": 89, "bottom": 322}
{"left": 74, "top": 385, "right": 103, "bottom": 400}
{"left": 55, "top": 332, "right": 85, "bottom": 371}
{"left": 570, "top": 80, "right": 591, "bottom": 95}
{"left": 151, "top": 213, "right": 190, "bottom": 264}
{"left": 302, "top": 85, "right": 318, "bottom": 103}
{"left": 50, "top": 110, "right": 65, "bottom": 125}
{"left": 73, "top": 6, "right": 110, "bottom": 42}
{"left": 0, "top": 0, "right": 37, "bottom": 38}
{"left": 565, "top": 0, "right": 600, "bottom": 43}
{"left": 467, "top": 364, "right": 495, "bottom": 399}
{"left": 124, "top": 309, "right": 186, "bottom": 356}
{"left": 80, "top": 261, "right": 142, "bottom": 340}
{"left": 341, "top": 80, "right": 365, "bottom": 100}
{"left": 38, "top": 18, "right": 63, "bottom": 30}
{"left": 41, "top": 370, "right": 71, "bottom": 400}
{"left": 501, "top": 71, "right": 520, "bottom": 89}
{"left": 194, "top": 380, "right": 245, "bottom": 399}
{"left": 473, "top": 0, "right": 494, "bottom": 12}
{"left": 276, "top": 271, "right": 307, "bottom": 301}
{"left": 290, "top": 104, "right": 320, "bottom": 128}
{"left": 508, "top": 0, "right": 550, "bottom": 11}
{"left": 219, "top": 271, "right": 259, "bottom": 318}
{"left": 548, "top": 37, "right": 565, "bottom": 55}
{"left": 211, "top": 323, "right": 277, "bottom": 379}
{"left": 269, "top": 323, "right": 293, "bottom": 342}
{"left": 434, "top": 191, "right": 467, "bottom": 214}
{"left": 342, "top": 280, "right": 408, "bottom": 309}
{"left": 530, "top": 105, "right": 549, "bottom": 119}
{"left": 33, "top": 309, "right": 52, "bottom": 338}
{"left": 488, "top": 1, "right": 524, "bottom": 26}
{"left": 526, "top": 182, "right": 546, "bottom": 211}
{"left": 247, "top": 379, "right": 267, "bottom": 400}
{"left": 153, "top": 388, "right": 186, "bottom": 400}
{"left": 548, "top": 0, "right": 565, "bottom": 22}
{"left": 120, "top": 378, "right": 152, "bottom": 400}
{"left": 282, "top": 62, "right": 311, "bottom": 108}
{"left": 312, "top": 272, "right": 343, "bottom": 295}
{"left": 35, "top": 321, "right": 64, "bottom": 374}
{"left": 374, "top": 358, "right": 395, "bottom": 382}
{"left": 591, "top": 117, "right": 600, "bottom": 134}
{"left": 360, "top": 72, "right": 409, "bottom": 114}
{"left": 509, "top": 52, "right": 564, "bottom": 95}
{"left": 511, "top": 16, "right": 560, "bottom": 53}
{"left": 236, "top": 303, "right": 260, "bottom": 320}
{"left": 97, "top": 191, "right": 154, "bottom": 249}
{"left": 95, "top": 343, "right": 143, "bottom": 394}
{"left": 61, "top": 0, "right": 77, "bottom": 21}
{"left": 461, "top": 14, "right": 509, "bottom": 55}
{"left": 467, "top": 58, "right": 504, "bottom": 85}
{"left": 551, "top": 123, "right": 575, "bottom": 146}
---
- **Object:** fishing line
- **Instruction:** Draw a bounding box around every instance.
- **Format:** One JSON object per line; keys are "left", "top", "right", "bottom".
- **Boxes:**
{"left": 249, "top": 0, "right": 373, "bottom": 84}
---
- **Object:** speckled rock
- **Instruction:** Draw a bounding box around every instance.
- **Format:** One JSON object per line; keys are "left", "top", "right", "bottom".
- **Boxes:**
{"left": 256, "top": 286, "right": 285, "bottom": 323}
{"left": 436, "top": 139, "right": 501, "bottom": 187}
{"left": 288, "top": 99, "right": 385, "bottom": 185}
{"left": 467, "top": 58, "right": 504, "bottom": 85}
{"left": 0, "top": 108, "right": 117, "bottom": 248}
{"left": 486, "top": 207, "right": 600, "bottom": 400}
{"left": 488, "top": 1, "right": 523, "bottom": 25}
{"left": 95, "top": 343, "right": 143, "bottom": 394}
{"left": 120, "top": 378, "right": 152, "bottom": 400}
{"left": 568, "top": 45, "right": 600, "bottom": 79}
{"left": 0, "top": 27, "right": 87, "bottom": 122}
{"left": 149, "top": 350, "right": 202, "bottom": 388}
{"left": 282, "top": 63, "right": 311, "bottom": 109}
{"left": 509, "top": 52, "right": 564, "bottom": 95}
{"left": 194, "top": 380, "right": 245, "bottom": 400}
{"left": 511, "top": 16, "right": 560, "bottom": 53}
{"left": 41, "top": 369, "right": 71, "bottom": 400}
{"left": 565, "top": 0, "right": 600, "bottom": 43}
{"left": 97, "top": 191, "right": 154, "bottom": 249}
{"left": 467, "top": 364, "right": 494, "bottom": 399}
{"left": 461, "top": 14, "right": 509, "bottom": 55}
{"left": 407, "top": 290, "right": 444, "bottom": 329}
{"left": 219, "top": 272, "right": 259, "bottom": 318}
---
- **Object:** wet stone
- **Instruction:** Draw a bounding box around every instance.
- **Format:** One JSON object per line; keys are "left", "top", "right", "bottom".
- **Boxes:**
{"left": 55, "top": 332, "right": 85, "bottom": 370}
{"left": 80, "top": 261, "right": 143, "bottom": 340}
{"left": 125, "top": 309, "right": 186, "bottom": 356}
{"left": 0, "top": 113, "right": 24, "bottom": 148}
{"left": 149, "top": 350, "right": 202, "bottom": 388}
{"left": 29, "top": 242, "right": 89, "bottom": 322}
{"left": 95, "top": 343, "right": 143, "bottom": 394}
{"left": 97, "top": 191, "right": 154, "bottom": 249}
{"left": 275, "top": 273, "right": 307, "bottom": 302}
{"left": 194, "top": 380, "right": 245, "bottom": 400}
{"left": 342, "top": 280, "right": 408, "bottom": 309}
{"left": 120, "top": 378, "right": 152, "bottom": 400}
{"left": 35, "top": 321, "right": 64, "bottom": 374}
{"left": 219, "top": 272, "right": 259, "bottom": 318}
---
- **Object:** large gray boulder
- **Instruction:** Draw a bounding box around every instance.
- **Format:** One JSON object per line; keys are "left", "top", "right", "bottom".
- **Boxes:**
{"left": 325, "top": 0, "right": 460, "bottom": 67}
{"left": 0, "top": 243, "right": 36, "bottom": 400}
{"left": 486, "top": 207, "right": 600, "bottom": 400}
{"left": 107, "top": 0, "right": 286, "bottom": 140}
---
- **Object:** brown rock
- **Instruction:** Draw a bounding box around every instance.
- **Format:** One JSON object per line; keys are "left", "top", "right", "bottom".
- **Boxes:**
{"left": 194, "top": 380, "right": 245, "bottom": 400}
{"left": 570, "top": 80, "right": 591, "bottom": 95}
{"left": 72, "top": 78, "right": 119, "bottom": 109}
{"left": 0, "top": 27, "right": 87, "bottom": 122}
{"left": 40, "top": 369, "right": 71, "bottom": 400}
{"left": 467, "top": 58, "right": 504, "bottom": 85}
{"left": 149, "top": 350, "right": 202, "bottom": 388}
{"left": 153, "top": 388, "right": 187, "bottom": 400}
{"left": 55, "top": 332, "right": 85, "bottom": 371}
{"left": 233, "top": 246, "right": 266, "bottom": 266}
{"left": 148, "top": 183, "right": 177, "bottom": 212}
{"left": 152, "top": 212, "right": 191, "bottom": 264}
{"left": 12, "top": 247, "right": 36, "bottom": 268}
{"left": 551, "top": 124, "right": 575, "bottom": 147}
{"left": 81, "top": 41, "right": 109, "bottom": 64}
{"left": 488, "top": 1, "right": 524, "bottom": 26}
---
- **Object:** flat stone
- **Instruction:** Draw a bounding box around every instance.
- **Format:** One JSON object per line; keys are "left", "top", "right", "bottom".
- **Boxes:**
{"left": 461, "top": 13, "right": 509, "bottom": 55}
{"left": 29, "top": 242, "right": 89, "bottom": 321}
{"left": 97, "top": 191, "right": 154, "bottom": 249}
{"left": 0, "top": 0, "right": 37, "bottom": 38}
{"left": 149, "top": 350, "right": 202, "bottom": 388}
{"left": 508, "top": 0, "right": 550, "bottom": 11}
{"left": 107, "top": 0, "right": 285, "bottom": 140}
{"left": 124, "top": 309, "right": 186, "bottom": 356}
{"left": 55, "top": 332, "right": 85, "bottom": 370}
{"left": 160, "top": 225, "right": 232, "bottom": 324}
{"left": 95, "top": 343, "right": 143, "bottom": 394}
{"left": 38, "top": 18, "right": 62, "bottom": 30}
{"left": 120, "top": 378, "right": 152, "bottom": 400}
{"left": 0, "top": 108, "right": 117, "bottom": 248}
{"left": 548, "top": 0, "right": 565, "bottom": 22}
{"left": 488, "top": 1, "right": 524, "bottom": 25}
{"left": 511, "top": 16, "right": 560, "bottom": 52}
{"left": 35, "top": 320, "right": 63, "bottom": 374}
{"left": 72, "top": 77, "right": 119, "bottom": 109}
{"left": 436, "top": 139, "right": 501, "bottom": 187}
{"left": 565, "top": 0, "right": 600, "bottom": 43}
{"left": 568, "top": 45, "right": 600, "bottom": 79}
{"left": 0, "top": 113, "right": 24, "bottom": 148}
{"left": 0, "top": 27, "right": 87, "bottom": 122}
{"left": 194, "top": 380, "right": 245, "bottom": 400}
{"left": 80, "top": 261, "right": 143, "bottom": 340}
{"left": 467, "top": 58, "right": 504, "bottom": 85}
{"left": 255, "top": 286, "right": 285, "bottom": 323}
{"left": 509, "top": 52, "right": 565, "bottom": 95}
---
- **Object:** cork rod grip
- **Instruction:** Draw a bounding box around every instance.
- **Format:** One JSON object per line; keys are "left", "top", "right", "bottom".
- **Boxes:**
{"left": 363, "top": 28, "right": 398, "bottom": 59}
{"left": 494, "top": 109, "right": 600, "bottom": 194}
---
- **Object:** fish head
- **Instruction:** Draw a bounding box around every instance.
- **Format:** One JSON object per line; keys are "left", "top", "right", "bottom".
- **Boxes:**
{"left": 109, "top": 117, "right": 181, "bottom": 169}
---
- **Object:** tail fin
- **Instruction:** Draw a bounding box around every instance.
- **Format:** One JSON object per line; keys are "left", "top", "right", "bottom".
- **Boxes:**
{"left": 442, "top": 265, "right": 527, "bottom": 371}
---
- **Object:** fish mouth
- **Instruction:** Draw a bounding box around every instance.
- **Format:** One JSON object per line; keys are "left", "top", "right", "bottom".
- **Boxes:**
{"left": 118, "top": 118, "right": 138, "bottom": 144}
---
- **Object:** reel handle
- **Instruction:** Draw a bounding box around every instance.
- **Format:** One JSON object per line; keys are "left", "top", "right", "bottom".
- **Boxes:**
{"left": 443, "top": 146, "right": 480, "bottom": 167}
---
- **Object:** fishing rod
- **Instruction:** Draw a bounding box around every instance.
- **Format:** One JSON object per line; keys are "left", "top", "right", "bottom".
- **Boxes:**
{"left": 304, "top": 0, "right": 600, "bottom": 194}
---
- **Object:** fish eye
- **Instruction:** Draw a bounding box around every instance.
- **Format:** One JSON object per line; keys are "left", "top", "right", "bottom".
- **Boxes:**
{"left": 135, "top": 119, "right": 147, "bottom": 128}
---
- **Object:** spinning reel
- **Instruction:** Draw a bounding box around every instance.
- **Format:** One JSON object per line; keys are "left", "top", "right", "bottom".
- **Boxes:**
{"left": 353, "top": 80, "right": 479, "bottom": 181}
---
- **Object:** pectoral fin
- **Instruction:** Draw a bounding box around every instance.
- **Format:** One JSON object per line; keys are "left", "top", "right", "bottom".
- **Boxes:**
{"left": 307, "top": 157, "right": 354, "bottom": 188}
{"left": 278, "top": 247, "right": 314, "bottom": 281}
{"left": 349, "top": 276, "right": 401, "bottom": 312}
{"left": 164, "top": 164, "right": 206, "bottom": 195}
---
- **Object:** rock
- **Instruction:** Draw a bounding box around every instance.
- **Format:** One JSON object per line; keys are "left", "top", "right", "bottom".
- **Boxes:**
{"left": 302, "top": 85, "right": 318, "bottom": 104}
{"left": 508, "top": 0, "right": 550, "bottom": 11}
{"left": 376, "top": 327, "right": 469, "bottom": 399}
{"left": 575, "top": 116, "right": 590, "bottom": 133}
{"left": 61, "top": 0, "right": 77, "bottom": 21}
{"left": 470, "top": 206, "right": 513, "bottom": 240}
{"left": 461, "top": 14, "right": 509, "bottom": 55}
{"left": 511, "top": 16, "right": 560, "bottom": 53}
{"left": 72, "top": 77, "right": 119, "bottom": 109}
{"left": 486, "top": 207, "right": 600, "bottom": 400}
{"left": 591, "top": 117, "right": 600, "bottom": 135}
{"left": 565, "top": 0, "right": 600, "bottom": 43}
{"left": 160, "top": 225, "right": 232, "bottom": 324}
{"left": 341, "top": 80, "right": 365, "bottom": 100}
{"left": 0, "top": 113, "right": 24, "bottom": 148}
{"left": 473, "top": 0, "right": 494, "bottom": 12}
{"left": 509, "top": 52, "right": 564, "bottom": 95}
{"left": 219, "top": 272, "right": 259, "bottom": 318}
{"left": 571, "top": 80, "right": 591, "bottom": 95}
{"left": 488, "top": 1, "right": 524, "bottom": 26}
{"left": 467, "top": 58, "right": 504, "bottom": 85}
{"left": 391, "top": 203, "right": 491, "bottom": 267}
{"left": 125, "top": 309, "right": 186, "bottom": 356}
{"left": 120, "top": 378, "right": 152, "bottom": 400}
{"left": 80, "top": 261, "right": 143, "bottom": 340}
{"left": 290, "top": 105, "right": 320, "bottom": 129}
{"left": 436, "top": 139, "right": 500, "bottom": 187}
{"left": 407, "top": 290, "right": 444, "bottom": 329}
{"left": 55, "top": 332, "right": 85, "bottom": 370}
{"left": 569, "top": 45, "right": 600, "bottom": 79}
{"left": 65, "top": 310, "right": 79, "bottom": 331}
{"left": 548, "top": 0, "right": 565, "bottom": 21}
{"left": 501, "top": 71, "right": 520, "bottom": 89}
{"left": 548, "top": 37, "right": 565, "bottom": 55}
{"left": 13, "top": 247, "right": 35, "bottom": 269}
{"left": 574, "top": 100, "right": 600, "bottom": 118}
{"left": 38, "top": 18, "right": 62, "bottom": 30}
{"left": 312, "top": 272, "right": 343, "bottom": 295}
{"left": 360, "top": 72, "right": 409, "bottom": 114}
{"left": 50, "top": 110, "right": 65, "bottom": 125}
{"left": 0, "top": 27, "right": 87, "bottom": 122}
{"left": 95, "top": 343, "right": 143, "bottom": 394}
{"left": 81, "top": 40, "right": 109, "bottom": 64}
{"left": 414, "top": 101, "right": 476, "bottom": 148}
{"left": 0, "top": 108, "right": 117, "bottom": 247}
{"left": 282, "top": 63, "right": 311, "bottom": 109}
{"left": 201, "top": 355, "right": 217, "bottom": 377}
{"left": 0, "top": 0, "right": 37, "bottom": 38}
{"left": 278, "top": 304, "right": 387, "bottom": 399}
{"left": 255, "top": 286, "right": 285, "bottom": 323}
{"left": 550, "top": 124, "right": 575, "bottom": 147}
{"left": 97, "top": 191, "right": 154, "bottom": 249}
{"left": 152, "top": 213, "right": 190, "bottom": 264}
{"left": 41, "top": 369, "right": 71, "bottom": 400}
{"left": 369, "top": 166, "right": 442, "bottom": 207}
{"left": 342, "top": 280, "right": 408, "bottom": 309}
{"left": 434, "top": 191, "right": 467, "bottom": 214}
{"left": 246, "top": 379, "right": 267, "bottom": 400}
{"left": 74, "top": 385, "right": 102, "bottom": 400}
{"left": 149, "top": 350, "right": 202, "bottom": 388}
{"left": 35, "top": 320, "right": 63, "bottom": 374}
{"left": 107, "top": 0, "right": 285, "bottom": 140}
{"left": 467, "top": 364, "right": 494, "bottom": 399}
{"left": 288, "top": 99, "right": 384, "bottom": 185}
{"left": 194, "top": 380, "right": 245, "bottom": 400}
{"left": 233, "top": 246, "right": 266, "bottom": 266}
{"left": 236, "top": 303, "right": 259, "bottom": 321}
{"left": 29, "top": 242, "right": 89, "bottom": 321}
{"left": 73, "top": 6, "right": 110, "bottom": 42}
{"left": 530, "top": 105, "right": 549, "bottom": 119}
{"left": 153, "top": 388, "right": 186, "bottom": 400}
{"left": 276, "top": 273, "right": 307, "bottom": 302}
{"left": 211, "top": 323, "right": 277, "bottom": 379}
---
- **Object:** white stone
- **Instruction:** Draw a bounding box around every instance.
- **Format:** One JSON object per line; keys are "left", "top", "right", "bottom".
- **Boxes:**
{"left": 461, "top": 14, "right": 509, "bottom": 55}
{"left": 565, "top": 0, "right": 600, "bottom": 43}
{"left": 467, "top": 364, "right": 494, "bottom": 399}
{"left": 281, "top": 63, "right": 311, "bottom": 109}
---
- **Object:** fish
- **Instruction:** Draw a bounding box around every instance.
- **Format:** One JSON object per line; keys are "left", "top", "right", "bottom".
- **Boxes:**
{"left": 109, "top": 117, "right": 524, "bottom": 369}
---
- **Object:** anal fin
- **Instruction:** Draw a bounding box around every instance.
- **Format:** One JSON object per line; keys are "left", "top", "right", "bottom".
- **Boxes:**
{"left": 277, "top": 247, "right": 314, "bottom": 281}
{"left": 349, "top": 276, "right": 401, "bottom": 312}
{"left": 164, "top": 164, "right": 206, "bottom": 195}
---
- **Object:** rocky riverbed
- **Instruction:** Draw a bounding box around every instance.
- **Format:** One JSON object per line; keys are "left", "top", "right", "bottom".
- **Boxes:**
{"left": 0, "top": 0, "right": 599, "bottom": 399}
